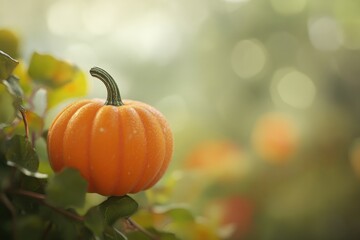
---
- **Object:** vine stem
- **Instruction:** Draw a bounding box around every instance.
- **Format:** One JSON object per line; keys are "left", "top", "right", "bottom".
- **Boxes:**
{"left": 126, "top": 217, "right": 160, "bottom": 240}
{"left": 19, "top": 109, "right": 29, "bottom": 139}
{"left": 41, "top": 222, "right": 53, "bottom": 240}
{"left": 0, "top": 193, "right": 18, "bottom": 240}
{"left": 10, "top": 189, "right": 155, "bottom": 239}
{"left": 10, "top": 189, "right": 84, "bottom": 222}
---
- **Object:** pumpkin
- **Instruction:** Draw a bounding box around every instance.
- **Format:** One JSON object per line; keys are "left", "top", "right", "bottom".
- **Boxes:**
{"left": 47, "top": 67, "right": 173, "bottom": 196}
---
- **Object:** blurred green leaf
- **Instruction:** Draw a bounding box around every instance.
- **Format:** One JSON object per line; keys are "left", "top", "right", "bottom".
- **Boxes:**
{"left": 17, "top": 215, "right": 44, "bottom": 240}
{"left": 85, "top": 197, "right": 136, "bottom": 239}
{"left": 41, "top": 206, "right": 84, "bottom": 240}
{"left": 100, "top": 196, "right": 139, "bottom": 225}
{"left": 84, "top": 206, "right": 105, "bottom": 237}
{"left": 47, "top": 70, "right": 88, "bottom": 109}
{"left": 5, "top": 135, "right": 39, "bottom": 172}
{"left": 0, "top": 50, "right": 18, "bottom": 80}
{"left": 45, "top": 168, "right": 87, "bottom": 208}
{"left": 166, "top": 208, "right": 194, "bottom": 222}
{"left": 28, "top": 52, "right": 78, "bottom": 88}
{"left": 6, "top": 161, "right": 47, "bottom": 180}
{"left": 0, "top": 29, "right": 20, "bottom": 58}
{"left": 2, "top": 74, "right": 23, "bottom": 99}
{"left": 13, "top": 60, "right": 33, "bottom": 95}
{"left": 2, "top": 74, "right": 24, "bottom": 113}
{"left": 0, "top": 84, "right": 16, "bottom": 126}
{"left": 0, "top": 164, "right": 13, "bottom": 191}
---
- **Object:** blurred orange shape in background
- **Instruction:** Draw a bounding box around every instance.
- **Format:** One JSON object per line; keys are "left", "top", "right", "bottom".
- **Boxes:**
{"left": 183, "top": 140, "right": 249, "bottom": 180}
{"left": 251, "top": 112, "right": 299, "bottom": 164}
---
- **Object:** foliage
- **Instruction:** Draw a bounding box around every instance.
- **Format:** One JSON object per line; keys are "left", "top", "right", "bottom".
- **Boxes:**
{"left": 0, "top": 32, "right": 190, "bottom": 240}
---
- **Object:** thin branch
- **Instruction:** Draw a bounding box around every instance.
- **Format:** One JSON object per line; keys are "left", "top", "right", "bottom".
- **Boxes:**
{"left": 11, "top": 189, "right": 45, "bottom": 200}
{"left": 43, "top": 201, "right": 84, "bottom": 222}
{"left": 19, "top": 109, "right": 29, "bottom": 139}
{"left": 126, "top": 217, "right": 159, "bottom": 240}
{"left": 41, "top": 221, "right": 53, "bottom": 240}
{"left": 0, "top": 193, "right": 18, "bottom": 240}
{"left": 10, "top": 189, "right": 84, "bottom": 222}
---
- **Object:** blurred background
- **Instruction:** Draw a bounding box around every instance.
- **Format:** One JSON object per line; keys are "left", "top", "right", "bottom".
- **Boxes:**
{"left": 2, "top": 0, "right": 360, "bottom": 239}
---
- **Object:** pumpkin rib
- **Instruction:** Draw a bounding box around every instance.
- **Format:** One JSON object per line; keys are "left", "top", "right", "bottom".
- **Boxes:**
{"left": 129, "top": 106, "right": 152, "bottom": 192}
{"left": 48, "top": 100, "right": 92, "bottom": 171}
{"left": 114, "top": 107, "right": 128, "bottom": 195}
{"left": 130, "top": 105, "right": 166, "bottom": 193}
{"left": 89, "top": 105, "right": 121, "bottom": 195}
{"left": 140, "top": 105, "right": 168, "bottom": 189}
{"left": 88, "top": 106, "right": 104, "bottom": 193}
{"left": 114, "top": 106, "right": 147, "bottom": 195}
{"left": 126, "top": 106, "right": 149, "bottom": 193}
{"left": 111, "top": 106, "right": 125, "bottom": 196}
{"left": 145, "top": 107, "right": 173, "bottom": 189}
{"left": 62, "top": 102, "right": 103, "bottom": 186}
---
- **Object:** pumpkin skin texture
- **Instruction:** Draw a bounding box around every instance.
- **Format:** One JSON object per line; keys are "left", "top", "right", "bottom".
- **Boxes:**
{"left": 47, "top": 67, "right": 173, "bottom": 196}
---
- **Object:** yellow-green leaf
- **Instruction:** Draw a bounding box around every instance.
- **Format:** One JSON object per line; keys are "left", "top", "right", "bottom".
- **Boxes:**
{"left": 28, "top": 52, "right": 78, "bottom": 88}
{"left": 45, "top": 168, "right": 88, "bottom": 209}
{"left": 0, "top": 50, "right": 18, "bottom": 80}
{"left": 47, "top": 70, "right": 88, "bottom": 109}
{"left": 13, "top": 60, "right": 33, "bottom": 95}
{"left": 0, "top": 83, "right": 16, "bottom": 125}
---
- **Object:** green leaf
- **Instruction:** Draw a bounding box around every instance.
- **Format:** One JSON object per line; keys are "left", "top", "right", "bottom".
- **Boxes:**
{"left": 84, "top": 196, "right": 138, "bottom": 238}
{"left": 6, "top": 161, "right": 47, "bottom": 180}
{"left": 47, "top": 70, "right": 88, "bottom": 109}
{"left": 84, "top": 206, "right": 105, "bottom": 237}
{"left": 28, "top": 52, "right": 78, "bottom": 88}
{"left": 154, "top": 206, "right": 195, "bottom": 223}
{"left": 2, "top": 75, "right": 23, "bottom": 99}
{"left": 40, "top": 206, "right": 83, "bottom": 240}
{"left": 13, "top": 60, "right": 33, "bottom": 95}
{"left": 167, "top": 208, "right": 195, "bottom": 222}
{"left": 5, "top": 135, "right": 39, "bottom": 172}
{"left": 0, "top": 164, "right": 13, "bottom": 191}
{"left": 45, "top": 168, "right": 87, "bottom": 208}
{"left": 1, "top": 74, "right": 24, "bottom": 116}
{"left": 100, "top": 196, "right": 139, "bottom": 225}
{"left": 0, "top": 50, "right": 18, "bottom": 80}
{"left": 0, "top": 83, "right": 16, "bottom": 126}
{"left": 17, "top": 215, "right": 44, "bottom": 240}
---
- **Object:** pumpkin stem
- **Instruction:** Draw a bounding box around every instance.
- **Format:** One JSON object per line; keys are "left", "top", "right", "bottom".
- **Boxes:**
{"left": 90, "top": 67, "right": 124, "bottom": 106}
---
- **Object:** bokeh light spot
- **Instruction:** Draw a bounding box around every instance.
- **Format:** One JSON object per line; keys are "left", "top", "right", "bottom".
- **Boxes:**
{"left": 272, "top": 68, "right": 316, "bottom": 109}
{"left": 270, "top": 0, "right": 307, "bottom": 15}
{"left": 231, "top": 39, "right": 267, "bottom": 79}
{"left": 308, "top": 17, "right": 344, "bottom": 51}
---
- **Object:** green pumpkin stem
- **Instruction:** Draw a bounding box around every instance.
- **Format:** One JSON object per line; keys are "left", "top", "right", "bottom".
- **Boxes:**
{"left": 90, "top": 67, "right": 124, "bottom": 106}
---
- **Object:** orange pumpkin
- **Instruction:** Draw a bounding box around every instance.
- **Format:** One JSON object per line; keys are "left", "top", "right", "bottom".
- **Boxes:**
{"left": 47, "top": 67, "right": 173, "bottom": 196}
